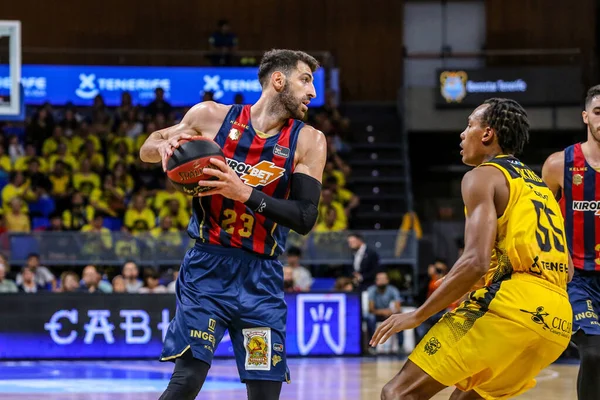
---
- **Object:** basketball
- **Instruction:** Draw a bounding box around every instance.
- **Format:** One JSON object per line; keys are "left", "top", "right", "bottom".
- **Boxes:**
{"left": 166, "top": 136, "right": 226, "bottom": 196}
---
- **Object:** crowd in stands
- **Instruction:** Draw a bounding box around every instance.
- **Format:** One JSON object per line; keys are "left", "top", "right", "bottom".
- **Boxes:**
{"left": 0, "top": 82, "right": 359, "bottom": 294}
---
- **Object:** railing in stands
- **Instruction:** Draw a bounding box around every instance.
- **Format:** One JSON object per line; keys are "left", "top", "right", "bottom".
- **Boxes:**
{"left": 3, "top": 229, "right": 418, "bottom": 268}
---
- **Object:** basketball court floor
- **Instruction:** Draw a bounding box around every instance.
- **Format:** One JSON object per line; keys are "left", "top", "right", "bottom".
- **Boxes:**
{"left": 0, "top": 357, "right": 578, "bottom": 399}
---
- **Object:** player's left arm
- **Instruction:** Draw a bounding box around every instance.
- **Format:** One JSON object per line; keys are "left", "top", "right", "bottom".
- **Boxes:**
{"left": 370, "top": 167, "right": 499, "bottom": 346}
{"left": 198, "top": 126, "right": 326, "bottom": 235}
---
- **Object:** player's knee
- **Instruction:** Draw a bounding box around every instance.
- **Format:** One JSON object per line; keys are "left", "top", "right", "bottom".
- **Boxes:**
{"left": 381, "top": 381, "right": 418, "bottom": 400}
{"left": 575, "top": 333, "right": 600, "bottom": 366}
{"left": 580, "top": 343, "right": 600, "bottom": 365}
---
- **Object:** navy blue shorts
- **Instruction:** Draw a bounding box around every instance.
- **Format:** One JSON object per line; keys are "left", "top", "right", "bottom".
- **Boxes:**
{"left": 160, "top": 242, "right": 290, "bottom": 383}
{"left": 568, "top": 269, "right": 600, "bottom": 335}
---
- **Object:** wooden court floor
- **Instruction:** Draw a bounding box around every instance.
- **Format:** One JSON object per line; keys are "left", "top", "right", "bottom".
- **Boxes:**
{"left": 0, "top": 358, "right": 579, "bottom": 399}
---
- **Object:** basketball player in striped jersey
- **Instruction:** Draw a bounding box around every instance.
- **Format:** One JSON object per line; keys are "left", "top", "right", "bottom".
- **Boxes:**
{"left": 542, "top": 85, "right": 600, "bottom": 400}
{"left": 140, "top": 49, "right": 326, "bottom": 400}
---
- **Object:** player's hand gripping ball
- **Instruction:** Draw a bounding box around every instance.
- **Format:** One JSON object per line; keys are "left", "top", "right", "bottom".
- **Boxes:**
{"left": 166, "top": 137, "right": 226, "bottom": 196}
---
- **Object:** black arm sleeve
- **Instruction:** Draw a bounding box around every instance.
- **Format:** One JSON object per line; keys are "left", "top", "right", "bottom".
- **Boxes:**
{"left": 244, "top": 173, "right": 321, "bottom": 235}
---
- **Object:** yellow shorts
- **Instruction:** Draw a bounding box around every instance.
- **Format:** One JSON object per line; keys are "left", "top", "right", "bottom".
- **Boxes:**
{"left": 409, "top": 273, "right": 572, "bottom": 400}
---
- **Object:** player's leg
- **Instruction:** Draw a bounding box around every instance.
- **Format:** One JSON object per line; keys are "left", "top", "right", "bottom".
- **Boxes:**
{"left": 568, "top": 272, "right": 600, "bottom": 400}
{"left": 572, "top": 332, "right": 600, "bottom": 399}
{"left": 159, "top": 247, "right": 238, "bottom": 397}
{"left": 448, "top": 389, "right": 483, "bottom": 400}
{"left": 380, "top": 360, "right": 447, "bottom": 400}
{"left": 230, "top": 257, "right": 290, "bottom": 400}
{"left": 159, "top": 349, "right": 210, "bottom": 400}
{"left": 246, "top": 380, "right": 283, "bottom": 399}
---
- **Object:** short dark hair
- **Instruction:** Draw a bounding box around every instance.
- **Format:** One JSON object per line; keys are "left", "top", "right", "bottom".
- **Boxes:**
{"left": 258, "top": 49, "right": 319, "bottom": 87}
{"left": 585, "top": 85, "right": 600, "bottom": 109}
{"left": 347, "top": 232, "right": 364, "bottom": 242}
{"left": 286, "top": 246, "right": 302, "bottom": 257}
{"left": 480, "top": 98, "right": 530, "bottom": 155}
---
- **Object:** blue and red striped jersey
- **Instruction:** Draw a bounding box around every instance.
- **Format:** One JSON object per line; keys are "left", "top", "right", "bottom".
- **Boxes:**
{"left": 561, "top": 143, "right": 600, "bottom": 271}
{"left": 187, "top": 104, "right": 303, "bottom": 257}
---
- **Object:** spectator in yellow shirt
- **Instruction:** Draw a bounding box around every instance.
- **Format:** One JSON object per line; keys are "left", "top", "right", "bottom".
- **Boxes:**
{"left": 108, "top": 142, "right": 135, "bottom": 170}
{"left": 49, "top": 142, "right": 78, "bottom": 172}
{"left": 325, "top": 176, "right": 359, "bottom": 217}
{"left": 150, "top": 216, "right": 183, "bottom": 257}
{"left": 14, "top": 144, "right": 49, "bottom": 173}
{"left": 114, "top": 226, "right": 140, "bottom": 260}
{"left": 2, "top": 171, "right": 32, "bottom": 212}
{"left": 110, "top": 120, "right": 135, "bottom": 154}
{"left": 0, "top": 145, "right": 13, "bottom": 178}
{"left": 5, "top": 197, "right": 30, "bottom": 233}
{"left": 317, "top": 187, "right": 347, "bottom": 229}
{"left": 79, "top": 140, "right": 105, "bottom": 174}
{"left": 48, "top": 161, "right": 72, "bottom": 209}
{"left": 125, "top": 193, "right": 156, "bottom": 234}
{"left": 159, "top": 199, "right": 190, "bottom": 230}
{"left": 71, "top": 121, "right": 101, "bottom": 154}
{"left": 42, "top": 126, "right": 71, "bottom": 157}
{"left": 62, "top": 192, "right": 94, "bottom": 231}
{"left": 72, "top": 159, "right": 101, "bottom": 199}
{"left": 89, "top": 175, "right": 125, "bottom": 218}
{"left": 153, "top": 180, "right": 188, "bottom": 213}
{"left": 113, "top": 162, "right": 134, "bottom": 196}
{"left": 314, "top": 206, "right": 346, "bottom": 232}
{"left": 80, "top": 214, "right": 113, "bottom": 256}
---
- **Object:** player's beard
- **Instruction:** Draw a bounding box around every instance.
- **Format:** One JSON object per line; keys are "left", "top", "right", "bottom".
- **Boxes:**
{"left": 589, "top": 123, "right": 600, "bottom": 143}
{"left": 277, "top": 82, "right": 305, "bottom": 120}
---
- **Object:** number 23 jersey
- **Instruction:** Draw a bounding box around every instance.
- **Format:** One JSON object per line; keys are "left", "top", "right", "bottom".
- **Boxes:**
{"left": 187, "top": 104, "right": 302, "bottom": 258}
{"left": 477, "top": 155, "right": 569, "bottom": 290}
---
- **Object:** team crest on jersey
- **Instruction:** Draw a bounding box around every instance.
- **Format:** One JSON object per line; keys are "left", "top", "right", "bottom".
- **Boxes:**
{"left": 227, "top": 158, "right": 285, "bottom": 187}
{"left": 229, "top": 128, "right": 241, "bottom": 141}
{"left": 573, "top": 173, "right": 583, "bottom": 186}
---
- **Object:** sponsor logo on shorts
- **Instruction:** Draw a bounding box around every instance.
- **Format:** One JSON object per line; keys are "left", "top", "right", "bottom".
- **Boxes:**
{"left": 243, "top": 327, "right": 271, "bottom": 371}
{"left": 190, "top": 329, "right": 216, "bottom": 350}
{"left": 273, "top": 343, "right": 284, "bottom": 352}
{"left": 272, "top": 355, "right": 282, "bottom": 367}
{"left": 226, "top": 158, "right": 285, "bottom": 188}
{"left": 520, "top": 306, "right": 571, "bottom": 338}
{"left": 575, "top": 300, "right": 600, "bottom": 326}
{"left": 208, "top": 318, "right": 216, "bottom": 333}
{"left": 423, "top": 337, "right": 441, "bottom": 356}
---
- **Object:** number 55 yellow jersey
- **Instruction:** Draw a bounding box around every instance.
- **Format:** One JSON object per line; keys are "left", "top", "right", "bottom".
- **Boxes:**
{"left": 478, "top": 155, "right": 569, "bottom": 290}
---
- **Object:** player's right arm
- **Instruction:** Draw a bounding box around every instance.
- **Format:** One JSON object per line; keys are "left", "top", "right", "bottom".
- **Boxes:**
{"left": 541, "top": 150, "right": 565, "bottom": 199}
{"left": 139, "top": 101, "right": 230, "bottom": 171}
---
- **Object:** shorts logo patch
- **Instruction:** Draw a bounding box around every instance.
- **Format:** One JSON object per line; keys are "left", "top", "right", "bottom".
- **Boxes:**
{"left": 208, "top": 318, "right": 216, "bottom": 333}
{"left": 424, "top": 337, "right": 441, "bottom": 356}
{"left": 272, "top": 354, "right": 282, "bottom": 367}
{"left": 243, "top": 327, "right": 271, "bottom": 371}
{"left": 520, "top": 306, "right": 550, "bottom": 330}
{"left": 273, "top": 343, "right": 284, "bottom": 352}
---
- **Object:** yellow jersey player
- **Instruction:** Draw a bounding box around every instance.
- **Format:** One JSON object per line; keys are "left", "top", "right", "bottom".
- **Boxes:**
{"left": 371, "top": 98, "right": 573, "bottom": 400}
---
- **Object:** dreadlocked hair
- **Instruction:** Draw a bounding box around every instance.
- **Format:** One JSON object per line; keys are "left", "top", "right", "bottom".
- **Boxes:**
{"left": 481, "top": 98, "right": 530, "bottom": 155}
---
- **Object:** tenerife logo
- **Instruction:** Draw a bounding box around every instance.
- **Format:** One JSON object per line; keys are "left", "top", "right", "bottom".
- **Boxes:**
{"left": 226, "top": 158, "right": 285, "bottom": 188}
{"left": 203, "top": 74, "right": 262, "bottom": 101}
{"left": 203, "top": 75, "right": 224, "bottom": 100}
{"left": 573, "top": 201, "right": 600, "bottom": 215}
{"left": 76, "top": 73, "right": 171, "bottom": 100}
{"left": 75, "top": 74, "right": 99, "bottom": 99}
{"left": 0, "top": 76, "right": 46, "bottom": 98}
{"left": 440, "top": 71, "right": 468, "bottom": 103}
{"left": 297, "top": 294, "right": 346, "bottom": 355}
